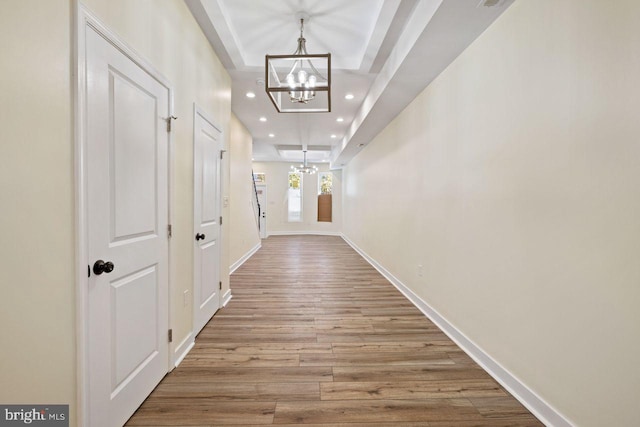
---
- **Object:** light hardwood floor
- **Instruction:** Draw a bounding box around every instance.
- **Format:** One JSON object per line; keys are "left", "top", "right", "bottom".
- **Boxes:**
{"left": 127, "top": 235, "right": 543, "bottom": 426}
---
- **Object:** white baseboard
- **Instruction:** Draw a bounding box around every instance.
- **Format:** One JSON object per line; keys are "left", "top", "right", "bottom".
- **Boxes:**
{"left": 340, "top": 233, "right": 573, "bottom": 427}
{"left": 173, "top": 332, "right": 194, "bottom": 368}
{"left": 175, "top": 290, "right": 231, "bottom": 370}
{"left": 222, "top": 289, "right": 232, "bottom": 307}
{"left": 229, "top": 242, "right": 261, "bottom": 274}
{"left": 267, "top": 230, "right": 342, "bottom": 236}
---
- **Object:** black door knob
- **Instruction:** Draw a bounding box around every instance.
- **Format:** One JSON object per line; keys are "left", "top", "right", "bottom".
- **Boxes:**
{"left": 104, "top": 261, "right": 114, "bottom": 273}
{"left": 93, "top": 260, "right": 115, "bottom": 275}
{"left": 195, "top": 233, "right": 206, "bottom": 241}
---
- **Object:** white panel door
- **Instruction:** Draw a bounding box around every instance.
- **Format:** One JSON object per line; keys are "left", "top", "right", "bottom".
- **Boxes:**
{"left": 85, "top": 27, "right": 169, "bottom": 427}
{"left": 193, "top": 108, "right": 222, "bottom": 335}
{"left": 256, "top": 184, "right": 267, "bottom": 239}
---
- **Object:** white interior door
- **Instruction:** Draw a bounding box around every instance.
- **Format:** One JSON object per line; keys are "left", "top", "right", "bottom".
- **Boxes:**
{"left": 256, "top": 184, "right": 267, "bottom": 239}
{"left": 193, "top": 108, "right": 222, "bottom": 335}
{"left": 85, "top": 26, "right": 170, "bottom": 427}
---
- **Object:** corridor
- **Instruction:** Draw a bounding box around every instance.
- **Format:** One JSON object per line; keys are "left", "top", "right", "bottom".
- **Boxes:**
{"left": 126, "top": 235, "right": 542, "bottom": 426}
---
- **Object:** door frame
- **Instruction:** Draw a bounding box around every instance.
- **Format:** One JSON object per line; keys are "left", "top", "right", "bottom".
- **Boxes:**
{"left": 74, "top": 5, "right": 175, "bottom": 425}
{"left": 192, "top": 104, "right": 224, "bottom": 335}
{"left": 256, "top": 184, "right": 268, "bottom": 239}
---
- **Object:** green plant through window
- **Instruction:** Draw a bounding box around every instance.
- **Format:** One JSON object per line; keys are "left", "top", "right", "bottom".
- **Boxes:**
{"left": 289, "top": 172, "right": 301, "bottom": 190}
{"left": 319, "top": 172, "right": 332, "bottom": 195}
{"left": 288, "top": 172, "right": 302, "bottom": 222}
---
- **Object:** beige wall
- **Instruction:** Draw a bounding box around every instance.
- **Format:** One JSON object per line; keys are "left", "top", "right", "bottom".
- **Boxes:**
{"left": 252, "top": 162, "right": 342, "bottom": 236}
{"left": 342, "top": 1, "right": 640, "bottom": 426}
{"left": 0, "top": 1, "right": 233, "bottom": 425}
{"left": 0, "top": 0, "right": 76, "bottom": 422}
{"left": 229, "top": 114, "right": 261, "bottom": 268}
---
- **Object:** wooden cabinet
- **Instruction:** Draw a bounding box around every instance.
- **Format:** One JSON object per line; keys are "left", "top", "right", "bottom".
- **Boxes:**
{"left": 317, "top": 194, "right": 332, "bottom": 222}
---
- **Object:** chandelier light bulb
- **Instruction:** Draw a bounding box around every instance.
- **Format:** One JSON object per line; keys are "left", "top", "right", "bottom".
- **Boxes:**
{"left": 298, "top": 70, "right": 307, "bottom": 84}
{"left": 286, "top": 74, "right": 296, "bottom": 88}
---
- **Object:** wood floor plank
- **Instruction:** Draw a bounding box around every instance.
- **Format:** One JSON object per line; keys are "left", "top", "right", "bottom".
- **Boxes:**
{"left": 331, "top": 342, "right": 460, "bottom": 353}
{"left": 427, "top": 417, "right": 544, "bottom": 426}
{"left": 469, "top": 396, "right": 536, "bottom": 418}
{"left": 272, "top": 399, "right": 482, "bottom": 424}
{"left": 126, "top": 235, "right": 543, "bottom": 426}
{"left": 166, "top": 366, "right": 333, "bottom": 383}
{"left": 150, "top": 382, "right": 319, "bottom": 401}
{"left": 126, "top": 400, "right": 275, "bottom": 425}
{"left": 191, "top": 342, "right": 333, "bottom": 354}
{"left": 197, "top": 331, "right": 318, "bottom": 343}
{"left": 320, "top": 380, "right": 508, "bottom": 400}
{"left": 300, "top": 352, "right": 454, "bottom": 367}
{"left": 332, "top": 365, "right": 493, "bottom": 382}
{"left": 317, "top": 331, "right": 452, "bottom": 343}
{"left": 179, "top": 353, "right": 300, "bottom": 368}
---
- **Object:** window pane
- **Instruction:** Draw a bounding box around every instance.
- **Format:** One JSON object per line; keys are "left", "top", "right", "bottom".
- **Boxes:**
{"left": 319, "top": 172, "right": 332, "bottom": 195}
{"left": 288, "top": 172, "right": 302, "bottom": 222}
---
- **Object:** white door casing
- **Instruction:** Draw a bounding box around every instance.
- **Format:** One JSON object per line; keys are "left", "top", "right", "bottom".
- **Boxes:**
{"left": 80, "top": 16, "right": 171, "bottom": 427}
{"left": 193, "top": 107, "right": 222, "bottom": 336}
{"left": 256, "top": 184, "right": 267, "bottom": 239}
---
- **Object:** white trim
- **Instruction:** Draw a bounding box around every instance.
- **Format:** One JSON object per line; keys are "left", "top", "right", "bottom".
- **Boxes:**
{"left": 166, "top": 64, "right": 176, "bottom": 372}
{"left": 267, "top": 231, "right": 343, "bottom": 236}
{"left": 222, "top": 289, "right": 233, "bottom": 307}
{"left": 229, "top": 242, "right": 261, "bottom": 274}
{"left": 341, "top": 233, "right": 574, "bottom": 427}
{"left": 75, "top": 5, "right": 175, "bottom": 425}
{"left": 173, "top": 333, "right": 195, "bottom": 368}
{"left": 255, "top": 184, "right": 267, "bottom": 239}
{"left": 73, "top": 2, "right": 87, "bottom": 424}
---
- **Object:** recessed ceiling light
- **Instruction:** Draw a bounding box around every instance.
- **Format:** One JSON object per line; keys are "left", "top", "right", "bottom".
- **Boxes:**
{"left": 259, "top": 117, "right": 267, "bottom": 122}
{"left": 330, "top": 134, "right": 337, "bottom": 139}
{"left": 336, "top": 117, "right": 344, "bottom": 122}
{"left": 268, "top": 133, "right": 275, "bottom": 138}
{"left": 345, "top": 93, "right": 354, "bottom": 100}
{"left": 246, "top": 92, "right": 256, "bottom": 98}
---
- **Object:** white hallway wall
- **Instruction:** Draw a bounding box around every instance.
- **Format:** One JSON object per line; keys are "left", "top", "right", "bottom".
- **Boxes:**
{"left": 342, "top": 0, "right": 640, "bottom": 426}
{"left": 0, "top": 1, "right": 76, "bottom": 421}
{"left": 229, "top": 113, "right": 261, "bottom": 269}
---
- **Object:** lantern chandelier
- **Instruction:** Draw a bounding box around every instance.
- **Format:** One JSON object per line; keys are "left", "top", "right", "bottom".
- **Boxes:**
{"left": 291, "top": 151, "right": 318, "bottom": 174}
{"left": 265, "top": 14, "right": 331, "bottom": 113}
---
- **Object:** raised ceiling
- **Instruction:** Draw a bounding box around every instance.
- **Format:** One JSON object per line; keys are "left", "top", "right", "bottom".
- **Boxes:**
{"left": 186, "top": 0, "right": 514, "bottom": 167}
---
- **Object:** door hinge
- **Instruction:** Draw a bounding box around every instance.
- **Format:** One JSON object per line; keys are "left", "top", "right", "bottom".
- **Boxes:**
{"left": 220, "top": 216, "right": 223, "bottom": 225}
{"left": 168, "top": 329, "right": 173, "bottom": 343}
{"left": 220, "top": 150, "right": 226, "bottom": 160}
{"left": 166, "top": 115, "right": 178, "bottom": 132}
{"left": 219, "top": 281, "right": 222, "bottom": 290}
{"left": 167, "top": 224, "right": 172, "bottom": 238}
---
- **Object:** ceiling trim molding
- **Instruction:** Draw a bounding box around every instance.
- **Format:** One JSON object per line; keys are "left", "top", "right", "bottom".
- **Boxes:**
{"left": 332, "top": 0, "right": 516, "bottom": 168}
{"left": 184, "top": 0, "right": 236, "bottom": 69}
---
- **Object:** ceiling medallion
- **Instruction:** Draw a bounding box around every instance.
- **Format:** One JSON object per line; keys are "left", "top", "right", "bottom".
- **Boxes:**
{"left": 265, "top": 15, "right": 331, "bottom": 113}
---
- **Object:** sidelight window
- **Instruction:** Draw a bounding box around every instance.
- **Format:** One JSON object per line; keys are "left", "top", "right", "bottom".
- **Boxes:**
{"left": 288, "top": 172, "right": 302, "bottom": 222}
